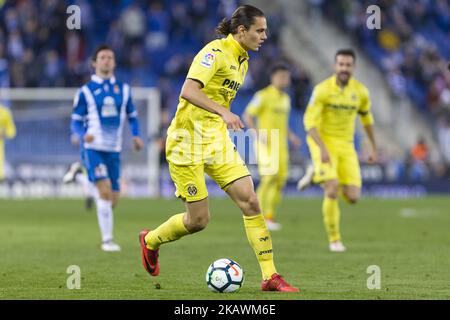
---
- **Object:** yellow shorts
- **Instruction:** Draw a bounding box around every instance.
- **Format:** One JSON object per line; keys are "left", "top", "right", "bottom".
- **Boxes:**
{"left": 255, "top": 142, "right": 288, "bottom": 178}
{"left": 166, "top": 136, "right": 250, "bottom": 202}
{"left": 307, "top": 136, "right": 361, "bottom": 187}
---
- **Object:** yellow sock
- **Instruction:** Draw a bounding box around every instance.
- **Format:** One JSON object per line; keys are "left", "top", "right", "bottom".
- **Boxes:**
{"left": 243, "top": 214, "right": 277, "bottom": 280}
{"left": 257, "top": 176, "right": 278, "bottom": 220}
{"left": 270, "top": 179, "right": 285, "bottom": 219}
{"left": 322, "top": 197, "right": 341, "bottom": 243}
{"left": 144, "top": 213, "right": 190, "bottom": 250}
{"left": 257, "top": 176, "right": 270, "bottom": 219}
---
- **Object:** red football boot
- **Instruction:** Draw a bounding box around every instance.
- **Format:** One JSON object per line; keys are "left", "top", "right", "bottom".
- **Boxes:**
{"left": 139, "top": 229, "right": 160, "bottom": 276}
{"left": 261, "top": 273, "right": 300, "bottom": 292}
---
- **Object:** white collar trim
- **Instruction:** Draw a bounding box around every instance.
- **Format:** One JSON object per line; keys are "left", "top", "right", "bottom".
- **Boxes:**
{"left": 91, "top": 74, "right": 116, "bottom": 84}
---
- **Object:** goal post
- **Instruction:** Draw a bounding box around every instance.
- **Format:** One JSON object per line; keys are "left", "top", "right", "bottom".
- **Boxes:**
{"left": 0, "top": 87, "right": 161, "bottom": 198}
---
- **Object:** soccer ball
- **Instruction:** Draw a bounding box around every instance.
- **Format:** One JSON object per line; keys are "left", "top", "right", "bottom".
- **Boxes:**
{"left": 205, "top": 258, "right": 244, "bottom": 293}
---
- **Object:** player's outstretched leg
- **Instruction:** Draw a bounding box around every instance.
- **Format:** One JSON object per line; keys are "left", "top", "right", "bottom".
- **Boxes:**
{"left": 139, "top": 229, "right": 160, "bottom": 276}
{"left": 226, "top": 176, "right": 299, "bottom": 292}
{"left": 140, "top": 213, "right": 189, "bottom": 276}
{"left": 257, "top": 175, "right": 282, "bottom": 231}
{"left": 140, "top": 198, "right": 209, "bottom": 276}
{"left": 323, "top": 180, "right": 345, "bottom": 252}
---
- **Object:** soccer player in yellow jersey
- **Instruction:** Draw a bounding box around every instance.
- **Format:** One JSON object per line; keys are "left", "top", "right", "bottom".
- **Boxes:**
{"left": 139, "top": 5, "right": 298, "bottom": 292}
{"left": 0, "top": 104, "right": 16, "bottom": 181}
{"left": 297, "top": 49, "right": 377, "bottom": 252}
{"left": 243, "top": 64, "right": 301, "bottom": 231}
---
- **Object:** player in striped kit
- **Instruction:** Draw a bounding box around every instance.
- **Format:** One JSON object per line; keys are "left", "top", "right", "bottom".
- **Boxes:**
{"left": 71, "top": 45, "right": 144, "bottom": 251}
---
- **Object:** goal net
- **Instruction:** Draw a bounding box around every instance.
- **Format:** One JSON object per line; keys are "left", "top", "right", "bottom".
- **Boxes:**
{"left": 0, "top": 88, "right": 160, "bottom": 198}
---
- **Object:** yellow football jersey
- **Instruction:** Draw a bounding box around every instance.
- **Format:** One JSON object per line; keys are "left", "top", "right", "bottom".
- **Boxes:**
{"left": 0, "top": 104, "right": 16, "bottom": 179}
{"left": 304, "top": 75, "right": 373, "bottom": 141}
{"left": 245, "top": 85, "right": 291, "bottom": 148}
{"left": 167, "top": 33, "right": 249, "bottom": 146}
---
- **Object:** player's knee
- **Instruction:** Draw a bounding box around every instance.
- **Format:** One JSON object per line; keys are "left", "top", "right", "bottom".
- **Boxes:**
{"left": 96, "top": 181, "right": 112, "bottom": 200}
{"left": 98, "top": 189, "right": 112, "bottom": 201}
{"left": 244, "top": 192, "right": 261, "bottom": 215}
{"left": 187, "top": 214, "right": 209, "bottom": 233}
{"left": 111, "top": 192, "right": 120, "bottom": 208}
{"left": 324, "top": 181, "right": 339, "bottom": 199}
{"left": 345, "top": 193, "right": 360, "bottom": 204}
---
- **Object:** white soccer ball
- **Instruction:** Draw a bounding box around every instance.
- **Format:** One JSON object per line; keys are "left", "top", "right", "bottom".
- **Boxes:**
{"left": 205, "top": 258, "right": 244, "bottom": 293}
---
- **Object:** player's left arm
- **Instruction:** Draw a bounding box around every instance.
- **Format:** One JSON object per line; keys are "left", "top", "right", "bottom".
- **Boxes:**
{"left": 71, "top": 89, "right": 89, "bottom": 143}
{"left": 359, "top": 87, "right": 377, "bottom": 164}
{"left": 125, "top": 86, "right": 144, "bottom": 151}
{"left": 288, "top": 129, "right": 301, "bottom": 150}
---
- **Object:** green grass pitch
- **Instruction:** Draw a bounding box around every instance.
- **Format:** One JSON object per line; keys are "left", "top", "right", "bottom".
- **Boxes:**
{"left": 1, "top": 197, "right": 450, "bottom": 299}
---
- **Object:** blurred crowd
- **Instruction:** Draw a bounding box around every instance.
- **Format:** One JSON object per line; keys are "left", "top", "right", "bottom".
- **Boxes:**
{"left": 2, "top": 0, "right": 449, "bottom": 182}
{"left": 0, "top": 0, "right": 314, "bottom": 168}
{"left": 315, "top": 0, "right": 450, "bottom": 180}
{"left": 0, "top": 0, "right": 235, "bottom": 87}
{"left": 0, "top": 0, "right": 311, "bottom": 108}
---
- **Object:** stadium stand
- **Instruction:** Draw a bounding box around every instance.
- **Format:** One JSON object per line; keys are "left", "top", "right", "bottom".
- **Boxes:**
{"left": 0, "top": 0, "right": 312, "bottom": 163}
{"left": 0, "top": 0, "right": 449, "bottom": 197}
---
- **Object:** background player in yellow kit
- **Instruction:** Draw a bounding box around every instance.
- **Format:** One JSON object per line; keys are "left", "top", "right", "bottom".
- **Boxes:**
{"left": 139, "top": 5, "right": 299, "bottom": 292}
{"left": 0, "top": 104, "right": 16, "bottom": 181}
{"left": 297, "top": 49, "right": 377, "bottom": 252}
{"left": 243, "top": 64, "right": 301, "bottom": 231}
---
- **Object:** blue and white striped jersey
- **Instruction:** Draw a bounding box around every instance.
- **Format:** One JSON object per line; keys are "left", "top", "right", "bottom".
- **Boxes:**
{"left": 71, "top": 75, "right": 139, "bottom": 152}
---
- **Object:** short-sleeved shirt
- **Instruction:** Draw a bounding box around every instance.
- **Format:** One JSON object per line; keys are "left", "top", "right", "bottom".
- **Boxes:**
{"left": 167, "top": 34, "right": 250, "bottom": 148}
{"left": 72, "top": 75, "right": 137, "bottom": 152}
{"left": 245, "top": 85, "right": 291, "bottom": 149}
{"left": 303, "top": 75, "right": 373, "bottom": 142}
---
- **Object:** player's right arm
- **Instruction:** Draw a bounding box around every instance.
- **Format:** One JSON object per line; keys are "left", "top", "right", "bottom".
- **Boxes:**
{"left": 304, "top": 86, "right": 330, "bottom": 163}
{"left": 70, "top": 89, "right": 91, "bottom": 142}
{"left": 359, "top": 85, "right": 377, "bottom": 164}
{"left": 181, "top": 46, "right": 243, "bottom": 131}
{"left": 180, "top": 80, "right": 243, "bottom": 131}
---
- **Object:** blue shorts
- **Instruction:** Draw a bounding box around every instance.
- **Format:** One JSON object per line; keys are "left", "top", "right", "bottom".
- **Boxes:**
{"left": 83, "top": 149, "right": 121, "bottom": 191}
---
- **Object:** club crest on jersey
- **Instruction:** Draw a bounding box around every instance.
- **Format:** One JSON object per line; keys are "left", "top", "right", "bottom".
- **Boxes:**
{"left": 94, "top": 164, "right": 108, "bottom": 178}
{"left": 113, "top": 84, "right": 120, "bottom": 94}
{"left": 200, "top": 52, "right": 215, "bottom": 68}
{"left": 187, "top": 184, "right": 198, "bottom": 196}
{"left": 101, "top": 96, "right": 118, "bottom": 117}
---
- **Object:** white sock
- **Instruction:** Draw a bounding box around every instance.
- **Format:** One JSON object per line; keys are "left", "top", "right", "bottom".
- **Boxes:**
{"left": 96, "top": 198, "right": 114, "bottom": 243}
{"left": 87, "top": 182, "right": 99, "bottom": 200}
{"left": 76, "top": 174, "right": 98, "bottom": 199}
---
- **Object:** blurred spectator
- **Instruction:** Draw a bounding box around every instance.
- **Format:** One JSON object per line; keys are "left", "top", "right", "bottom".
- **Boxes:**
{"left": 120, "top": 4, "right": 146, "bottom": 45}
{"left": 145, "top": 2, "right": 170, "bottom": 51}
{"left": 0, "top": 42, "right": 10, "bottom": 88}
{"left": 409, "top": 137, "right": 430, "bottom": 181}
{"left": 411, "top": 137, "right": 429, "bottom": 163}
